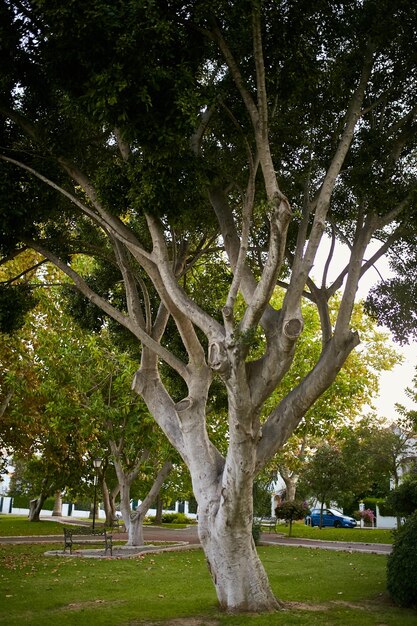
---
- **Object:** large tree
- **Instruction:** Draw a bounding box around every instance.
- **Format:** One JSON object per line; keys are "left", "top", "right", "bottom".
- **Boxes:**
{"left": 1, "top": 0, "right": 417, "bottom": 612}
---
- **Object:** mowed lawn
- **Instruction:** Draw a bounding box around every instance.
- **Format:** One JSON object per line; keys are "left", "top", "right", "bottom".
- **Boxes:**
{"left": 0, "top": 516, "right": 65, "bottom": 536}
{"left": 270, "top": 520, "right": 394, "bottom": 543}
{"left": 1, "top": 539, "right": 417, "bottom": 626}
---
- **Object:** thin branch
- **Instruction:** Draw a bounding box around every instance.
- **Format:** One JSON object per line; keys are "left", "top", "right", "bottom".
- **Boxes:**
{"left": 208, "top": 19, "right": 259, "bottom": 128}
{"left": 0, "top": 259, "right": 47, "bottom": 285}
{"left": 321, "top": 224, "right": 336, "bottom": 290}
{"left": 0, "top": 153, "right": 151, "bottom": 265}
{"left": 223, "top": 156, "right": 259, "bottom": 334}
{"left": 190, "top": 104, "right": 216, "bottom": 155}
{"left": 285, "top": 41, "right": 375, "bottom": 314}
{"left": 27, "top": 239, "right": 188, "bottom": 379}
{"left": 0, "top": 154, "right": 105, "bottom": 222}
{"left": 56, "top": 156, "right": 153, "bottom": 261}
{"left": 114, "top": 128, "right": 130, "bottom": 162}
{"left": 0, "top": 390, "right": 13, "bottom": 419}
{"left": 240, "top": 195, "right": 291, "bottom": 333}
{"left": 252, "top": 3, "right": 268, "bottom": 140}
{"left": 146, "top": 213, "right": 224, "bottom": 345}
{"left": 112, "top": 237, "right": 146, "bottom": 331}
{"left": 334, "top": 213, "right": 377, "bottom": 337}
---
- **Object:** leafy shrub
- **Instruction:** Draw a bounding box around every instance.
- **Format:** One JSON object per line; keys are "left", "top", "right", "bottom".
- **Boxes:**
{"left": 275, "top": 500, "right": 309, "bottom": 536}
{"left": 377, "top": 498, "right": 395, "bottom": 517}
{"left": 41, "top": 497, "right": 55, "bottom": 511}
{"left": 253, "top": 479, "right": 274, "bottom": 517}
{"left": 162, "top": 512, "right": 190, "bottom": 524}
{"left": 148, "top": 512, "right": 193, "bottom": 524}
{"left": 11, "top": 495, "right": 56, "bottom": 510}
{"left": 343, "top": 496, "right": 385, "bottom": 517}
{"left": 10, "top": 494, "right": 29, "bottom": 508}
{"left": 387, "top": 510, "right": 417, "bottom": 608}
{"left": 354, "top": 508, "right": 376, "bottom": 526}
{"left": 73, "top": 500, "right": 91, "bottom": 512}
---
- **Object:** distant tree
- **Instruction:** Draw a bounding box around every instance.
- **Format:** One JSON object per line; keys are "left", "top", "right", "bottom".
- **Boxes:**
{"left": 385, "top": 478, "right": 417, "bottom": 519}
{"left": 366, "top": 241, "right": 417, "bottom": 345}
{"left": 396, "top": 367, "right": 417, "bottom": 434}
{"left": 298, "top": 443, "right": 351, "bottom": 527}
{"left": 362, "top": 423, "right": 417, "bottom": 490}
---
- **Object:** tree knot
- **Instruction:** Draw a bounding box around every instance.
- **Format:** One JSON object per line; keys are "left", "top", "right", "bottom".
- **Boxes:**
{"left": 208, "top": 341, "right": 230, "bottom": 374}
{"left": 283, "top": 317, "right": 303, "bottom": 340}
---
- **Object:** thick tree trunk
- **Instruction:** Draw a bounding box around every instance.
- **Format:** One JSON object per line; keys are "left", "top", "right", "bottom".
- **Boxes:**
{"left": 190, "top": 396, "right": 281, "bottom": 612}
{"left": 138, "top": 359, "right": 284, "bottom": 611}
{"left": 198, "top": 510, "right": 281, "bottom": 612}
{"left": 29, "top": 477, "right": 49, "bottom": 521}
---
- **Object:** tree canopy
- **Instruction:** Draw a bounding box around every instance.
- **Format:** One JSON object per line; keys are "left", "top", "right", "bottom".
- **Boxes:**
{"left": 1, "top": 0, "right": 417, "bottom": 613}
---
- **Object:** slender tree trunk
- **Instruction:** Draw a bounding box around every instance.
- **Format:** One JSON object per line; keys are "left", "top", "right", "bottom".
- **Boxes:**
{"left": 128, "top": 509, "right": 146, "bottom": 546}
{"left": 155, "top": 494, "right": 163, "bottom": 524}
{"left": 119, "top": 476, "right": 132, "bottom": 535}
{"left": 124, "top": 460, "right": 172, "bottom": 547}
{"left": 101, "top": 478, "right": 117, "bottom": 526}
{"left": 281, "top": 472, "right": 298, "bottom": 502}
{"left": 28, "top": 493, "right": 47, "bottom": 521}
{"left": 52, "top": 490, "right": 62, "bottom": 516}
{"left": 319, "top": 502, "right": 325, "bottom": 529}
{"left": 28, "top": 477, "right": 49, "bottom": 521}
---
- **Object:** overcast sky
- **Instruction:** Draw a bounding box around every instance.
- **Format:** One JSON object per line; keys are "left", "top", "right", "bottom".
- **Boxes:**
{"left": 313, "top": 238, "right": 417, "bottom": 423}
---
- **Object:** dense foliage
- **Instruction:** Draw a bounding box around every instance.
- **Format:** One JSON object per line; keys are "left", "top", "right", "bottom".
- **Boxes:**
{"left": 385, "top": 478, "right": 417, "bottom": 518}
{"left": 387, "top": 511, "right": 417, "bottom": 608}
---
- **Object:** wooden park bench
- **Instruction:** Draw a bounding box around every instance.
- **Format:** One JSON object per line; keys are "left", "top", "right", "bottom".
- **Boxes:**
{"left": 255, "top": 516, "right": 278, "bottom": 533}
{"left": 63, "top": 526, "right": 113, "bottom": 556}
{"left": 110, "top": 517, "right": 126, "bottom": 533}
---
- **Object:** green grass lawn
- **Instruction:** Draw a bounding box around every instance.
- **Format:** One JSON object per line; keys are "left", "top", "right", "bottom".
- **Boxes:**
{"left": 273, "top": 520, "right": 394, "bottom": 544}
{"left": 0, "top": 540, "right": 416, "bottom": 625}
{"left": 0, "top": 515, "right": 65, "bottom": 536}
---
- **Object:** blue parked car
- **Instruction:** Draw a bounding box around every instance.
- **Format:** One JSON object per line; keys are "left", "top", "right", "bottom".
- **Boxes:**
{"left": 305, "top": 508, "right": 357, "bottom": 528}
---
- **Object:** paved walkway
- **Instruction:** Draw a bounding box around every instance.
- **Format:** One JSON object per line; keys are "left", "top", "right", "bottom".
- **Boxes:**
{"left": 0, "top": 518, "right": 391, "bottom": 555}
